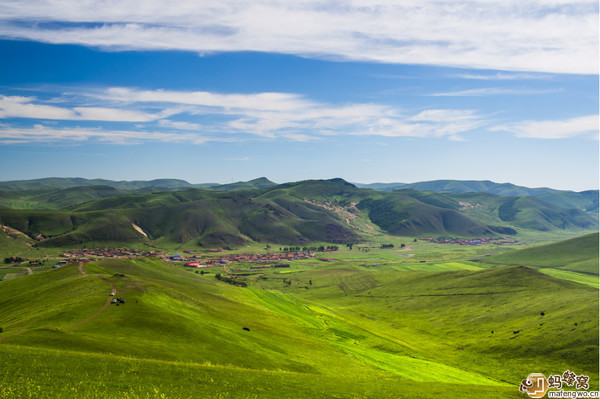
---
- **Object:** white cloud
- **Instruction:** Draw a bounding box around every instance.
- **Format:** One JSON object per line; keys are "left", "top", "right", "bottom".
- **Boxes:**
{"left": 158, "top": 119, "right": 202, "bottom": 131}
{"left": 0, "top": 1, "right": 597, "bottom": 74}
{"left": 0, "top": 95, "right": 165, "bottom": 122}
{"left": 452, "top": 73, "right": 554, "bottom": 80}
{"left": 430, "top": 88, "right": 562, "bottom": 97}
{"left": 491, "top": 115, "right": 599, "bottom": 139}
{"left": 410, "top": 109, "right": 479, "bottom": 122}
{"left": 1, "top": 87, "right": 489, "bottom": 143}
{"left": 223, "top": 157, "right": 250, "bottom": 161}
{"left": 0, "top": 95, "right": 76, "bottom": 120}
{"left": 0, "top": 124, "right": 213, "bottom": 145}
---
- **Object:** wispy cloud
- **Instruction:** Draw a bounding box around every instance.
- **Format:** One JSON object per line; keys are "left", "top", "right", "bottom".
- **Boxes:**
{"left": 3, "top": 87, "right": 596, "bottom": 145}
{"left": 451, "top": 73, "right": 555, "bottom": 81}
{"left": 0, "top": 1, "right": 597, "bottom": 74}
{"left": 223, "top": 157, "right": 250, "bottom": 161}
{"left": 0, "top": 87, "right": 489, "bottom": 143}
{"left": 158, "top": 119, "right": 202, "bottom": 131}
{"left": 85, "top": 87, "right": 487, "bottom": 140}
{"left": 429, "top": 88, "right": 562, "bottom": 97}
{"left": 491, "top": 115, "right": 599, "bottom": 139}
{"left": 0, "top": 124, "right": 214, "bottom": 145}
{"left": 0, "top": 95, "right": 167, "bottom": 122}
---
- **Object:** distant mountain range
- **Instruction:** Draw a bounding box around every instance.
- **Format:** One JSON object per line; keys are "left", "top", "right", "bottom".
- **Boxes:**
{"left": 0, "top": 177, "right": 596, "bottom": 247}
{"left": 0, "top": 177, "right": 278, "bottom": 192}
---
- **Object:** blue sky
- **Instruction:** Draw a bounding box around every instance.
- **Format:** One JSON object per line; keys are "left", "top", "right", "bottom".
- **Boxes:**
{"left": 0, "top": 1, "right": 598, "bottom": 190}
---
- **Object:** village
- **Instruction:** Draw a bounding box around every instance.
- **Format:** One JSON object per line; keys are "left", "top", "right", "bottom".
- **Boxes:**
{"left": 54, "top": 247, "right": 318, "bottom": 268}
{"left": 419, "top": 237, "right": 524, "bottom": 246}
{"left": 168, "top": 250, "right": 316, "bottom": 268}
{"left": 58, "top": 248, "right": 166, "bottom": 263}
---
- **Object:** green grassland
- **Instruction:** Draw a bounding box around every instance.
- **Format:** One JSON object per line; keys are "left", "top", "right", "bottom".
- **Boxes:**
{"left": 486, "top": 233, "right": 599, "bottom": 272}
{"left": 482, "top": 233, "right": 599, "bottom": 287}
{"left": 0, "top": 238, "right": 597, "bottom": 398}
{"left": 0, "top": 178, "right": 597, "bottom": 397}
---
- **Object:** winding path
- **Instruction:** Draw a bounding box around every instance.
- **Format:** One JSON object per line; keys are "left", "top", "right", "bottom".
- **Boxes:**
{"left": 0, "top": 262, "right": 117, "bottom": 341}
{"left": 66, "top": 262, "right": 117, "bottom": 331}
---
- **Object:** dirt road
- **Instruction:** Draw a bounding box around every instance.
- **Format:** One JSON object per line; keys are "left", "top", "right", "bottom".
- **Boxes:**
{"left": 67, "top": 262, "right": 117, "bottom": 331}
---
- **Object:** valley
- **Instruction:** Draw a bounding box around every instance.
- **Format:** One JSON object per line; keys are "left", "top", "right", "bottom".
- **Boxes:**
{"left": 0, "top": 178, "right": 597, "bottom": 398}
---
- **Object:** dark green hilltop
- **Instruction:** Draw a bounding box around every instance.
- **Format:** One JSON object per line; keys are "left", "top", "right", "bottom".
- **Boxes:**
{"left": 0, "top": 177, "right": 596, "bottom": 248}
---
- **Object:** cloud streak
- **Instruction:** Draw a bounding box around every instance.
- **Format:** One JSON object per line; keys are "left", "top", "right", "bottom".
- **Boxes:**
{"left": 430, "top": 88, "right": 562, "bottom": 97}
{"left": 0, "top": 1, "right": 597, "bottom": 74}
{"left": 491, "top": 115, "right": 599, "bottom": 139}
{"left": 1, "top": 87, "right": 596, "bottom": 145}
{"left": 0, "top": 87, "right": 490, "bottom": 143}
{"left": 0, "top": 124, "right": 213, "bottom": 145}
{"left": 0, "top": 95, "right": 166, "bottom": 122}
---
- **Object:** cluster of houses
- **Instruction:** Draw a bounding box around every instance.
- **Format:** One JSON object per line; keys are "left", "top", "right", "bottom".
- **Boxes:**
{"left": 166, "top": 251, "right": 315, "bottom": 268}
{"left": 53, "top": 247, "right": 323, "bottom": 270}
{"left": 61, "top": 248, "right": 165, "bottom": 259}
{"left": 419, "top": 237, "right": 523, "bottom": 246}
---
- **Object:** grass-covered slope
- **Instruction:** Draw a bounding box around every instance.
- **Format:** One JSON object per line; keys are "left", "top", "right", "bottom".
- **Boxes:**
{"left": 0, "top": 257, "right": 596, "bottom": 398}
{"left": 486, "top": 232, "right": 599, "bottom": 274}
{"left": 0, "top": 186, "right": 361, "bottom": 247}
{"left": 0, "top": 185, "right": 129, "bottom": 210}
{"left": 448, "top": 192, "right": 597, "bottom": 231}
{"left": 0, "top": 178, "right": 596, "bottom": 248}
{"left": 0, "top": 177, "right": 197, "bottom": 191}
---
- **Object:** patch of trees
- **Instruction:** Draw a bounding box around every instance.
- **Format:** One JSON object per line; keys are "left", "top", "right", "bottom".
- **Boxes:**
{"left": 380, "top": 244, "right": 395, "bottom": 249}
{"left": 358, "top": 198, "right": 409, "bottom": 232}
{"left": 4, "top": 256, "right": 24, "bottom": 264}
{"left": 279, "top": 245, "right": 339, "bottom": 252}
{"left": 498, "top": 198, "right": 520, "bottom": 222}
{"left": 281, "top": 246, "right": 303, "bottom": 252}
{"left": 215, "top": 273, "right": 247, "bottom": 287}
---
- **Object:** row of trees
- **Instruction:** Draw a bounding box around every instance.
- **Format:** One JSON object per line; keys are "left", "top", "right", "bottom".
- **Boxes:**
{"left": 278, "top": 245, "right": 339, "bottom": 253}
{"left": 215, "top": 273, "right": 247, "bottom": 287}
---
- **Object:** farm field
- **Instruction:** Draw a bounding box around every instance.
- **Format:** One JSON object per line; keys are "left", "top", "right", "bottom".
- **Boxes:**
{"left": 0, "top": 233, "right": 597, "bottom": 398}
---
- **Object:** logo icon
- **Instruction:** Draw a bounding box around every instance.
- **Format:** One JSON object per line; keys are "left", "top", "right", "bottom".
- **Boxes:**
{"left": 520, "top": 373, "right": 548, "bottom": 398}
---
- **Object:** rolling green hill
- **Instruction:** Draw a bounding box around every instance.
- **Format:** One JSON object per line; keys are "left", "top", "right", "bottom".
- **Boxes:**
{"left": 209, "top": 177, "right": 278, "bottom": 191}
{"left": 0, "top": 178, "right": 596, "bottom": 248}
{"left": 357, "top": 179, "right": 579, "bottom": 197}
{"left": 0, "top": 177, "right": 201, "bottom": 191}
{"left": 485, "top": 232, "right": 599, "bottom": 275}
{"left": 356, "top": 180, "right": 598, "bottom": 215}
{"left": 0, "top": 257, "right": 596, "bottom": 397}
{"left": 0, "top": 185, "right": 128, "bottom": 210}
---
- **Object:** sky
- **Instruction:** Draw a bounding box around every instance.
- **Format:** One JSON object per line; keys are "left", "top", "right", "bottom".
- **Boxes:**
{"left": 0, "top": 0, "right": 598, "bottom": 191}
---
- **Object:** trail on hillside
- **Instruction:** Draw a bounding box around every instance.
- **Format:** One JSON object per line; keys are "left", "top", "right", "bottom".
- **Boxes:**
{"left": 1, "top": 263, "right": 116, "bottom": 341}
{"left": 66, "top": 262, "right": 116, "bottom": 331}
{"left": 78, "top": 262, "right": 87, "bottom": 275}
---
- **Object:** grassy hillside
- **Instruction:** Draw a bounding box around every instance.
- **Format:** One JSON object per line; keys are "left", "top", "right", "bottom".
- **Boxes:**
{"left": 357, "top": 179, "right": 557, "bottom": 195}
{"left": 0, "top": 179, "right": 596, "bottom": 248}
{"left": 448, "top": 192, "right": 597, "bottom": 231}
{"left": 485, "top": 232, "right": 599, "bottom": 274}
{"left": 0, "top": 256, "right": 596, "bottom": 397}
{"left": 0, "top": 177, "right": 198, "bottom": 191}
{"left": 357, "top": 180, "right": 599, "bottom": 214}
{"left": 210, "top": 177, "right": 277, "bottom": 191}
